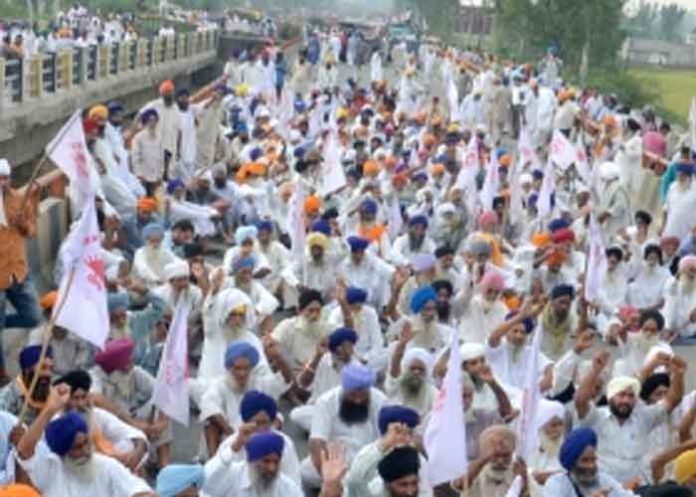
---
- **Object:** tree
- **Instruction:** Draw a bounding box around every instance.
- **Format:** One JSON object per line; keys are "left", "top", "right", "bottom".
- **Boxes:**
{"left": 658, "top": 3, "right": 686, "bottom": 42}
{"left": 625, "top": 1, "right": 658, "bottom": 38}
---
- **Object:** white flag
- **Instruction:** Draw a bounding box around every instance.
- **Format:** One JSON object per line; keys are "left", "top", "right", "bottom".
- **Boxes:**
{"left": 287, "top": 180, "right": 306, "bottom": 258}
{"left": 509, "top": 158, "right": 524, "bottom": 225}
{"left": 48, "top": 110, "right": 99, "bottom": 207}
{"left": 387, "top": 194, "right": 403, "bottom": 240}
{"left": 584, "top": 215, "right": 607, "bottom": 303}
{"left": 479, "top": 149, "right": 500, "bottom": 210}
{"left": 504, "top": 475, "right": 524, "bottom": 497}
{"left": 574, "top": 138, "right": 591, "bottom": 184}
{"left": 457, "top": 138, "right": 479, "bottom": 216}
{"left": 320, "top": 133, "right": 347, "bottom": 196}
{"left": 537, "top": 158, "right": 555, "bottom": 217}
{"left": 549, "top": 130, "right": 577, "bottom": 170}
{"left": 515, "top": 323, "right": 544, "bottom": 460}
{"left": 448, "top": 77, "right": 461, "bottom": 122}
{"left": 517, "top": 127, "right": 536, "bottom": 166}
{"left": 424, "top": 331, "right": 467, "bottom": 486}
{"left": 54, "top": 194, "right": 109, "bottom": 348}
{"left": 153, "top": 302, "right": 190, "bottom": 426}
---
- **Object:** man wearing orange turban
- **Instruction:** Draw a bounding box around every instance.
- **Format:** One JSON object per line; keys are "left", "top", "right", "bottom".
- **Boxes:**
{"left": 0, "top": 485, "right": 40, "bottom": 496}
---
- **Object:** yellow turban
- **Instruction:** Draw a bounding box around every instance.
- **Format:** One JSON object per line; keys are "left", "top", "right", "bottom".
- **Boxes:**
{"left": 236, "top": 84, "right": 250, "bottom": 97}
{"left": 674, "top": 449, "right": 696, "bottom": 484}
{"left": 306, "top": 232, "right": 328, "bottom": 250}
{"left": 88, "top": 104, "right": 109, "bottom": 122}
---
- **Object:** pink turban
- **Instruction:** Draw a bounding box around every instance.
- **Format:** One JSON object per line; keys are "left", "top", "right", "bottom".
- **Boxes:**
{"left": 478, "top": 209, "right": 498, "bottom": 227}
{"left": 94, "top": 338, "right": 134, "bottom": 373}
{"left": 679, "top": 254, "right": 696, "bottom": 272}
{"left": 480, "top": 271, "right": 505, "bottom": 292}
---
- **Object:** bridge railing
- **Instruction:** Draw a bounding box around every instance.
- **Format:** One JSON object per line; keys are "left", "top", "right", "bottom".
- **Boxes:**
{"left": 0, "top": 29, "right": 218, "bottom": 106}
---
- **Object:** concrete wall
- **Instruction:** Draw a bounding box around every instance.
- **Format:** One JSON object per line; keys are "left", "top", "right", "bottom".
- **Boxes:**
{"left": 26, "top": 196, "right": 70, "bottom": 293}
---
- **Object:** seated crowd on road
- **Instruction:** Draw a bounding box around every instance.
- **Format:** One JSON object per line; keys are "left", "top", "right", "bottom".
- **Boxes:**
{"left": 0, "top": 15, "right": 695, "bottom": 497}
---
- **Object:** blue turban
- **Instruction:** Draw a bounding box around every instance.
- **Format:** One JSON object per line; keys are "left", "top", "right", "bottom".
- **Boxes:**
{"left": 676, "top": 163, "right": 693, "bottom": 175}
{"left": 107, "top": 292, "right": 130, "bottom": 313}
{"left": 361, "top": 199, "right": 378, "bottom": 215}
{"left": 240, "top": 390, "right": 278, "bottom": 423}
{"left": 294, "top": 100, "right": 306, "bottom": 113}
{"left": 496, "top": 147, "right": 507, "bottom": 159}
{"left": 235, "top": 225, "right": 258, "bottom": 245}
{"left": 409, "top": 215, "right": 428, "bottom": 228}
{"left": 156, "top": 464, "right": 205, "bottom": 497}
{"left": 311, "top": 219, "right": 332, "bottom": 236}
{"left": 328, "top": 328, "right": 358, "bottom": 352}
{"left": 528, "top": 192, "right": 538, "bottom": 207}
{"left": 346, "top": 168, "right": 360, "bottom": 179}
{"left": 293, "top": 146, "right": 306, "bottom": 159}
{"left": 235, "top": 121, "right": 248, "bottom": 134}
{"left": 250, "top": 147, "right": 264, "bottom": 162}
{"left": 346, "top": 286, "right": 367, "bottom": 305}
{"left": 531, "top": 169, "right": 544, "bottom": 180}
{"left": 378, "top": 405, "right": 420, "bottom": 435}
{"left": 347, "top": 236, "right": 369, "bottom": 252}
{"left": 410, "top": 286, "right": 438, "bottom": 314}
{"left": 505, "top": 311, "right": 536, "bottom": 334}
{"left": 107, "top": 102, "right": 124, "bottom": 114}
{"left": 140, "top": 108, "right": 158, "bottom": 124}
{"left": 412, "top": 172, "right": 428, "bottom": 182}
{"left": 19, "top": 345, "right": 52, "bottom": 371}
{"left": 560, "top": 427, "right": 598, "bottom": 470}
{"left": 341, "top": 363, "right": 375, "bottom": 391}
{"left": 246, "top": 431, "right": 284, "bottom": 462}
{"left": 45, "top": 411, "right": 88, "bottom": 456}
{"left": 551, "top": 284, "right": 575, "bottom": 300}
{"left": 548, "top": 218, "right": 569, "bottom": 233}
{"left": 224, "top": 341, "right": 260, "bottom": 369}
{"left": 142, "top": 222, "right": 165, "bottom": 240}
{"left": 231, "top": 256, "right": 256, "bottom": 274}
{"left": 256, "top": 220, "right": 273, "bottom": 232}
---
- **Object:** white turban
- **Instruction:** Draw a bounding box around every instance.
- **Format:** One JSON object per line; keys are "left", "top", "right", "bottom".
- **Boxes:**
{"left": 216, "top": 287, "right": 255, "bottom": 329}
{"left": 643, "top": 343, "right": 674, "bottom": 367}
{"left": 164, "top": 260, "right": 190, "bottom": 281}
{"left": 0, "top": 159, "right": 10, "bottom": 176}
{"left": 401, "top": 347, "right": 433, "bottom": 378}
{"left": 534, "top": 399, "right": 565, "bottom": 433}
{"left": 599, "top": 161, "right": 620, "bottom": 181}
{"left": 460, "top": 343, "right": 486, "bottom": 362}
{"left": 606, "top": 376, "right": 641, "bottom": 400}
{"left": 436, "top": 202, "right": 456, "bottom": 216}
{"left": 519, "top": 173, "right": 532, "bottom": 185}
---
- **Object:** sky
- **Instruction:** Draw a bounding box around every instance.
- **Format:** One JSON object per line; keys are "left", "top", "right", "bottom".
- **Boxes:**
{"left": 625, "top": 0, "right": 695, "bottom": 11}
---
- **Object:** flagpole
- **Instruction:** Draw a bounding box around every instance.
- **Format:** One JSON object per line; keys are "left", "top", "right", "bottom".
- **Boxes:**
{"left": 18, "top": 267, "right": 77, "bottom": 423}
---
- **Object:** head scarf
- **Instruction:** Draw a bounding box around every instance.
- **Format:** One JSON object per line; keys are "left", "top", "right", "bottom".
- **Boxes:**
{"left": 328, "top": 328, "right": 358, "bottom": 352}
{"left": 409, "top": 215, "right": 428, "bottom": 228}
{"left": 400, "top": 347, "right": 434, "bottom": 378}
{"left": 534, "top": 399, "right": 565, "bottom": 433}
{"left": 240, "top": 390, "right": 278, "bottom": 422}
{"left": 378, "top": 405, "right": 420, "bottom": 435}
{"left": 679, "top": 255, "right": 696, "bottom": 272}
{"left": 412, "top": 254, "right": 437, "bottom": 272}
{"left": 347, "top": 236, "right": 369, "bottom": 252}
{"left": 246, "top": 431, "right": 284, "bottom": 462}
{"left": 159, "top": 79, "right": 175, "bottom": 95}
{"left": 377, "top": 446, "right": 420, "bottom": 483}
{"left": 460, "top": 343, "right": 486, "bottom": 362}
{"left": 140, "top": 108, "right": 158, "bottom": 124}
{"left": 58, "top": 370, "right": 92, "bottom": 394}
{"left": 298, "top": 289, "right": 323, "bottom": 310}
{"left": 164, "top": 260, "right": 190, "bottom": 280}
{"left": 674, "top": 449, "right": 696, "bottom": 485}
{"left": 410, "top": 286, "right": 438, "bottom": 314}
{"left": 234, "top": 225, "right": 258, "bottom": 245}
{"left": 137, "top": 197, "right": 158, "bottom": 212}
{"left": 142, "top": 222, "right": 165, "bottom": 240}
{"left": 341, "top": 363, "right": 375, "bottom": 391}
{"left": 480, "top": 271, "right": 505, "bottom": 292}
{"left": 606, "top": 376, "right": 641, "bottom": 400}
{"left": 306, "top": 232, "right": 329, "bottom": 250}
{"left": 0, "top": 485, "right": 40, "bottom": 496}
{"left": 107, "top": 292, "right": 130, "bottom": 313}
{"left": 346, "top": 287, "right": 367, "bottom": 305}
{"left": 45, "top": 411, "right": 88, "bottom": 456}
{"left": 560, "top": 427, "right": 597, "bottom": 470}
{"left": 224, "top": 341, "right": 260, "bottom": 370}
{"left": 156, "top": 465, "right": 205, "bottom": 497}
{"left": 640, "top": 373, "right": 670, "bottom": 402}
{"left": 551, "top": 284, "right": 574, "bottom": 300}
{"left": 19, "top": 345, "right": 53, "bottom": 371}
{"left": 94, "top": 338, "right": 134, "bottom": 373}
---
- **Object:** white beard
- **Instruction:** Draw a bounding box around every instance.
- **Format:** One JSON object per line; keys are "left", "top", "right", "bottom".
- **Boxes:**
{"left": 64, "top": 454, "right": 96, "bottom": 483}
{"left": 538, "top": 431, "right": 562, "bottom": 456}
{"left": 108, "top": 370, "right": 132, "bottom": 398}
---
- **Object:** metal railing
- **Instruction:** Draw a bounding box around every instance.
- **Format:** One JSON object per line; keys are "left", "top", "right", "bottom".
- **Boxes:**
{"left": 1, "top": 29, "right": 218, "bottom": 105}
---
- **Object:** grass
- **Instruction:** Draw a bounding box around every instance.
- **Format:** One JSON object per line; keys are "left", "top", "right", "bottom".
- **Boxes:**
{"left": 628, "top": 66, "right": 696, "bottom": 125}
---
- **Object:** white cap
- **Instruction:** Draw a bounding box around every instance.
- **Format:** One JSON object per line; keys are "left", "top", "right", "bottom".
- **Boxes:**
{"left": 0, "top": 159, "right": 10, "bottom": 176}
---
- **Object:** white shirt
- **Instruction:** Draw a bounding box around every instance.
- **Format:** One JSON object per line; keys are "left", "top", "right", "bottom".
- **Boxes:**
{"left": 203, "top": 459, "right": 303, "bottom": 497}
{"left": 663, "top": 182, "right": 696, "bottom": 240}
{"left": 19, "top": 451, "right": 151, "bottom": 497}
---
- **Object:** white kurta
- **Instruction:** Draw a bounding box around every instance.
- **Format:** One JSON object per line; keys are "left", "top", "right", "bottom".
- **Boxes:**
{"left": 203, "top": 459, "right": 303, "bottom": 497}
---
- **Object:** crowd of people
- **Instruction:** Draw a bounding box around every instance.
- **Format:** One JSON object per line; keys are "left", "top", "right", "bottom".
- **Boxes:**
{"left": 0, "top": 17, "right": 695, "bottom": 497}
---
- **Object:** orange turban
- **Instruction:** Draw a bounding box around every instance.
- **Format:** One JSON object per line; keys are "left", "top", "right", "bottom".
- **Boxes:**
{"left": 602, "top": 115, "right": 617, "bottom": 128}
{"left": 430, "top": 163, "right": 445, "bottom": 176}
{"left": 249, "top": 163, "right": 266, "bottom": 176}
{"left": 363, "top": 160, "right": 380, "bottom": 176}
{"left": 159, "top": 79, "right": 175, "bottom": 95}
{"left": 137, "top": 197, "right": 157, "bottom": 212}
{"left": 499, "top": 154, "right": 512, "bottom": 167}
{"left": 385, "top": 156, "right": 398, "bottom": 169}
{"left": 0, "top": 484, "right": 40, "bottom": 496}
{"left": 88, "top": 104, "right": 108, "bottom": 122}
{"left": 531, "top": 232, "right": 551, "bottom": 248}
{"left": 39, "top": 291, "right": 58, "bottom": 311}
{"left": 545, "top": 249, "right": 567, "bottom": 266}
{"left": 423, "top": 134, "right": 437, "bottom": 147}
{"left": 415, "top": 111, "right": 427, "bottom": 124}
{"left": 304, "top": 195, "right": 322, "bottom": 214}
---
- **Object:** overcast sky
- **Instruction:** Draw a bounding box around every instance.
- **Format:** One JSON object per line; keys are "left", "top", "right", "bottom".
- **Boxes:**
{"left": 625, "top": 0, "right": 695, "bottom": 11}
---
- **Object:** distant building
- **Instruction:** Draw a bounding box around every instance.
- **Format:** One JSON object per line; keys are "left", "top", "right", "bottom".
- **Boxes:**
{"left": 621, "top": 37, "right": 696, "bottom": 68}
{"left": 455, "top": 1, "right": 495, "bottom": 44}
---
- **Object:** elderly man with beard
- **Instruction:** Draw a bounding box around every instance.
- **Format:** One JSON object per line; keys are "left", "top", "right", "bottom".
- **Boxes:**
{"left": 540, "top": 284, "right": 578, "bottom": 360}
{"left": 346, "top": 406, "right": 430, "bottom": 497}
{"left": 272, "top": 289, "right": 334, "bottom": 368}
{"left": 291, "top": 328, "right": 361, "bottom": 431}
{"left": 16, "top": 384, "right": 155, "bottom": 497}
{"left": 303, "top": 363, "right": 386, "bottom": 488}
{"left": 89, "top": 338, "right": 172, "bottom": 469}
{"left": 224, "top": 256, "right": 279, "bottom": 320}
{"left": 284, "top": 233, "right": 339, "bottom": 303}
{"left": 543, "top": 427, "right": 636, "bottom": 497}
{"left": 486, "top": 304, "right": 552, "bottom": 391}
{"left": 390, "top": 215, "right": 436, "bottom": 267}
{"left": 339, "top": 236, "right": 396, "bottom": 309}
{"left": 210, "top": 390, "right": 300, "bottom": 485}
{"left": 661, "top": 164, "right": 696, "bottom": 241}
{"left": 575, "top": 350, "right": 687, "bottom": 486}
{"left": 609, "top": 310, "right": 673, "bottom": 378}
{"left": 200, "top": 341, "right": 293, "bottom": 455}
{"left": 454, "top": 425, "right": 527, "bottom": 497}
{"left": 389, "top": 286, "right": 449, "bottom": 357}
{"left": 528, "top": 399, "right": 566, "bottom": 495}
{"left": 385, "top": 329, "right": 438, "bottom": 418}
{"left": 132, "top": 223, "right": 179, "bottom": 286}
{"left": 328, "top": 286, "right": 387, "bottom": 371}
{"left": 595, "top": 161, "right": 631, "bottom": 240}
{"left": 664, "top": 255, "right": 696, "bottom": 341}
{"left": 153, "top": 260, "right": 203, "bottom": 314}
{"left": 57, "top": 369, "right": 148, "bottom": 472}
{"left": 0, "top": 345, "right": 53, "bottom": 424}
{"left": 204, "top": 431, "right": 303, "bottom": 497}
{"left": 395, "top": 254, "right": 438, "bottom": 318}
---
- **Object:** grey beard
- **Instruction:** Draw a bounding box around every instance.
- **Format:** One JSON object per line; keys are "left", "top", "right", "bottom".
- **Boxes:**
{"left": 63, "top": 454, "right": 96, "bottom": 482}
{"left": 108, "top": 370, "right": 132, "bottom": 399}
{"left": 250, "top": 466, "right": 277, "bottom": 496}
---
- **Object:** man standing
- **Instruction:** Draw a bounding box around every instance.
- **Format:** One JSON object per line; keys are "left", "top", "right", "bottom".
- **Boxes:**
{"left": 0, "top": 159, "right": 41, "bottom": 383}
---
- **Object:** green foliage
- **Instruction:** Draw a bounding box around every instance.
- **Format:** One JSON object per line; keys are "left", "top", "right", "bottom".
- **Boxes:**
{"left": 624, "top": 1, "right": 658, "bottom": 38}
{"left": 393, "top": 0, "right": 460, "bottom": 41}
{"left": 658, "top": 4, "right": 686, "bottom": 42}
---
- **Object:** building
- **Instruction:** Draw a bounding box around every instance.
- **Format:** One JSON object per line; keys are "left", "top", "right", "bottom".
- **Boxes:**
{"left": 621, "top": 37, "right": 696, "bottom": 68}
